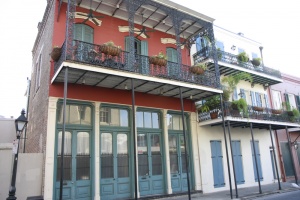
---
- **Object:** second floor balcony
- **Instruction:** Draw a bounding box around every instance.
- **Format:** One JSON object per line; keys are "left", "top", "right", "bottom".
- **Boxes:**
{"left": 199, "top": 101, "right": 300, "bottom": 129}
{"left": 193, "top": 47, "right": 282, "bottom": 86}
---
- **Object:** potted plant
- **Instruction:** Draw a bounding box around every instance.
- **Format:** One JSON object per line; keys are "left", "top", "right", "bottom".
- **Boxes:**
{"left": 251, "top": 57, "right": 261, "bottom": 67}
{"left": 237, "top": 52, "right": 249, "bottom": 63}
{"left": 253, "top": 106, "right": 264, "bottom": 112}
{"left": 149, "top": 51, "right": 168, "bottom": 66}
{"left": 50, "top": 45, "right": 62, "bottom": 62}
{"left": 222, "top": 88, "right": 231, "bottom": 102}
{"left": 190, "top": 62, "right": 208, "bottom": 75}
{"left": 231, "top": 98, "right": 248, "bottom": 117}
{"left": 221, "top": 72, "right": 253, "bottom": 99}
{"left": 271, "top": 109, "right": 283, "bottom": 115}
{"left": 100, "top": 40, "right": 122, "bottom": 56}
{"left": 291, "top": 108, "right": 300, "bottom": 122}
{"left": 202, "top": 95, "right": 220, "bottom": 119}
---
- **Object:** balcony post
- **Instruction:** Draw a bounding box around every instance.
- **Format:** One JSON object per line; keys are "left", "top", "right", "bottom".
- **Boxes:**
{"left": 259, "top": 46, "right": 264, "bottom": 67}
{"left": 65, "top": 0, "right": 76, "bottom": 60}
{"left": 126, "top": 0, "right": 136, "bottom": 71}
{"left": 269, "top": 125, "right": 281, "bottom": 190}
{"left": 227, "top": 121, "right": 238, "bottom": 198}
{"left": 170, "top": 10, "right": 183, "bottom": 67}
{"left": 219, "top": 96, "right": 233, "bottom": 199}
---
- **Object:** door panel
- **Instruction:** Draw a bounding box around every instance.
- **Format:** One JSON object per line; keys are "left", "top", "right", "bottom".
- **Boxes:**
{"left": 231, "top": 141, "right": 245, "bottom": 184}
{"left": 250, "top": 141, "right": 263, "bottom": 181}
{"left": 138, "top": 133, "right": 164, "bottom": 196}
{"left": 100, "top": 132, "right": 131, "bottom": 199}
{"left": 210, "top": 141, "right": 225, "bottom": 188}
{"left": 280, "top": 142, "right": 295, "bottom": 177}
{"left": 55, "top": 131, "right": 91, "bottom": 200}
{"left": 169, "top": 134, "right": 189, "bottom": 192}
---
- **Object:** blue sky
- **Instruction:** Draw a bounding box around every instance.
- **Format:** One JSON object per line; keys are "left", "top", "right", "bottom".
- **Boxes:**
{"left": 0, "top": 0, "right": 299, "bottom": 118}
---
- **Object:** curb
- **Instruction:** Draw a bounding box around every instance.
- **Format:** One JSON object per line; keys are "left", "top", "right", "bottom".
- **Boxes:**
{"left": 240, "top": 188, "right": 300, "bottom": 199}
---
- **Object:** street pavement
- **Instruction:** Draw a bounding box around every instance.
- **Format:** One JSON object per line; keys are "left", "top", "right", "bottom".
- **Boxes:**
{"left": 152, "top": 181, "right": 300, "bottom": 200}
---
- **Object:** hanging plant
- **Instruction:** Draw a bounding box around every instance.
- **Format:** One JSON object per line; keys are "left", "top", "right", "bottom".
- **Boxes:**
{"left": 251, "top": 58, "right": 261, "bottom": 67}
{"left": 100, "top": 40, "right": 122, "bottom": 56}
{"left": 50, "top": 46, "right": 62, "bottom": 62}
{"left": 237, "top": 52, "right": 249, "bottom": 62}
{"left": 190, "top": 62, "right": 207, "bottom": 75}
{"left": 149, "top": 52, "right": 168, "bottom": 66}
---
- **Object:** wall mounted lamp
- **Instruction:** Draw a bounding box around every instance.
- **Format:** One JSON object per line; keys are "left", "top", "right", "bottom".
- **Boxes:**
{"left": 251, "top": 82, "right": 255, "bottom": 88}
{"left": 263, "top": 83, "right": 269, "bottom": 91}
{"left": 231, "top": 45, "right": 236, "bottom": 51}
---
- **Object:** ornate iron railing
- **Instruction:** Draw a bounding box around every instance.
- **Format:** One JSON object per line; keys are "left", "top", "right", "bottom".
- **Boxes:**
{"left": 54, "top": 40, "right": 218, "bottom": 88}
{"left": 199, "top": 101, "right": 300, "bottom": 124}
{"left": 193, "top": 47, "right": 282, "bottom": 79}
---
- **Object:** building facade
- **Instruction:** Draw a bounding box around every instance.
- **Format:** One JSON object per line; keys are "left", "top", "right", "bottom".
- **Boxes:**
{"left": 26, "top": 0, "right": 222, "bottom": 199}
{"left": 269, "top": 73, "right": 300, "bottom": 184}
{"left": 194, "top": 25, "right": 300, "bottom": 196}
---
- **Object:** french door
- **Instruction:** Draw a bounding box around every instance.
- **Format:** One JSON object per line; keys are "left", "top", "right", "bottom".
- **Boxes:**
{"left": 100, "top": 132, "right": 131, "bottom": 199}
{"left": 168, "top": 134, "right": 189, "bottom": 192}
{"left": 137, "top": 133, "right": 164, "bottom": 196}
{"left": 55, "top": 130, "right": 91, "bottom": 200}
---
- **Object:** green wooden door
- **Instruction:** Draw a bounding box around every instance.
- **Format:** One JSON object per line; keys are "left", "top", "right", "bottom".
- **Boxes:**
{"left": 100, "top": 132, "right": 131, "bottom": 199}
{"left": 55, "top": 130, "right": 92, "bottom": 200}
{"left": 169, "top": 134, "right": 189, "bottom": 192}
{"left": 138, "top": 133, "right": 164, "bottom": 196}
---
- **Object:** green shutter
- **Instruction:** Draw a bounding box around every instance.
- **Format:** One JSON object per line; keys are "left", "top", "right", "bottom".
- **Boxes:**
{"left": 125, "top": 37, "right": 130, "bottom": 52}
{"left": 166, "top": 48, "right": 178, "bottom": 63}
{"left": 74, "top": 24, "right": 93, "bottom": 43}
{"left": 141, "top": 41, "right": 148, "bottom": 56}
{"left": 295, "top": 96, "right": 300, "bottom": 111}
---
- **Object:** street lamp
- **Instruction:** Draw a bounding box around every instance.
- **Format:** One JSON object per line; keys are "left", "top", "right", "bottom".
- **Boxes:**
{"left": 7, "top": 109, "right": 28, "bottom": 200}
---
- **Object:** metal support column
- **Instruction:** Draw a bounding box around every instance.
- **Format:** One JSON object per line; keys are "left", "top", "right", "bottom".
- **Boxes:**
{"left": 250, "top": 122, "right": 262, "bottom": 194}
{"left": 285, "top": 126, "right": 298, "bottom": 184}
{"left": 227, "top": 121, "right": 238, "bottom": 198}
{"left": 59, "top": 67, "right": 68, "bottom": 200}
{"left": 179, "top": 87, "right": 191, "bottom": 200}
{"left": 219, "top": 95, "right": 233, "bottom": 199}
{"left": 269, "top": 125, "right": 281, "bottom": 190}
{"left": 131, "top": 79, "right": 138, "bottom": 199}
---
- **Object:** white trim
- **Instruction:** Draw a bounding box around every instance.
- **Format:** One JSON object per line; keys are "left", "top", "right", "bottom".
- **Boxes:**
{"left": 51, "top": 61, "right": 222, "bottom": 94}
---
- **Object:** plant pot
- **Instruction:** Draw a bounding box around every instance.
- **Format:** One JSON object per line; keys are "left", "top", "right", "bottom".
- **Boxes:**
{"left": 272, "top": 109, "right": 282, "bottom": 115}
{"left": 210, "top": 112, "right": 218, "bottom": 119}
{"left": 190, "top": 66, "right": 205, "bottom": 75}
{"left": 149, "top": 57, "right": 167, "bottom": 67}
{"left": 230, "top": 109, "right": 242, "bottom": 117}
{"left": 100, "top": 45, "right": 121, "bottom": 56}
{"left": 253, "top": 106, "right": 264, "bottom": 112}
{"left": 251, "top": 59, "right": 260, "bottom": 67}
{"left": 51, "top": 47, "right": 62, "bottom": 62}
{"left": 287, "top": 111, "right": 294, "bottom": 116}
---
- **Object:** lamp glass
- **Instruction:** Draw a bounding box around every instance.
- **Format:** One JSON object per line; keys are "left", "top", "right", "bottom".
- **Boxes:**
{"left": 16, "top": 121, "right": 26, "bottom": 132}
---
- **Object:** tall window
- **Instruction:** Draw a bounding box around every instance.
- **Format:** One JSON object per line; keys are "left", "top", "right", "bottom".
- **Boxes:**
{"left": 136, "top": 110, "right": 160, "bottom": 129}
{"left": 287, "top": 93, "right": 297, "bottom": 110}
{"left": 167, "top": 113, "right": 187, "bottom": 130}
{"left": 57, "top": 104, "right": 92, "bottom": 125}
{"left": 272, "top": 90, "right": 282, "bottom": 110}
{"left": 166, "top": 48, "right": 178, "bottom": 63}
{"left": 74, "top": 24, "right": 94, "bottom": 43}
{"left": 35, "top": 54, "right": 42, "bottom": 92}
{"left": 215, "top": 40, "right": 224, "bottom": 51}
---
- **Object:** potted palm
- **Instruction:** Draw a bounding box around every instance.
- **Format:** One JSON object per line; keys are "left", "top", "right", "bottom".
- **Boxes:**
{"left": 149, "top": 51, "right": 168, "bottom": 66}
{"left": 50, "top": 46, "right": 62, "bottom": 62}
{"left": 190, "top": 62, "right": 208, "bottom": 75}
{"left": 201, "top": 95, "right": 220, "bottom": 119}
{"left": 100, "top": 40, "right": 122, "bottom": 56}
{"left": 231, "top": 98, "right": 248, "bottom": 117}
{"left": 237, "top": 52, "right": 249, "bottom": 63}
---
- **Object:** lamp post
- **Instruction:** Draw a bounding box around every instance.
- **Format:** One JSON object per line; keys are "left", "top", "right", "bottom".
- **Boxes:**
{"left": 7, "top": 109, "right": 28, "bottom": 200}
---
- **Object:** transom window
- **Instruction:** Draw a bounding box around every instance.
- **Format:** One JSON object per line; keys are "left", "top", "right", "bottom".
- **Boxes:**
{"left": 100, "top": 107, "right": 129, "bottom": 127}
{"left": 57, "top": 104, "right": 92, "bottom": 125}
{"left": 136, "top": 110, "right": 160, "bottom": 129}
{"left": 167, "top": 113, "right": 187, "bottom": 130}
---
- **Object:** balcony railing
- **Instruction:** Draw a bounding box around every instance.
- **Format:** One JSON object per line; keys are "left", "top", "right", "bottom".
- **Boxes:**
{"left": 54, "top": 40, "right": 218, "bottom": 88}
{"left": 199, "top": 101, "right": 300, "bottom": 124}
{"left": 193, "top": 47, "right": 281, "bottom": 79}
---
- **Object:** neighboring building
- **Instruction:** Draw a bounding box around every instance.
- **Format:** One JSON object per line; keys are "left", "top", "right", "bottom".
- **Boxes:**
{"left": 27, "top": 0, "right": 222, "bottom": 199}
{"left": 269, "top": 73, "right": 300, "bottom": 183}
{"left": 194, "top": 25, "right": 299, "bottom": 195}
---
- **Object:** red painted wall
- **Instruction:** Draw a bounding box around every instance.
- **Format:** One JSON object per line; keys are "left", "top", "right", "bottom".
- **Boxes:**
{"left": 50, "top": 83, "right": 196, "bottom": 112}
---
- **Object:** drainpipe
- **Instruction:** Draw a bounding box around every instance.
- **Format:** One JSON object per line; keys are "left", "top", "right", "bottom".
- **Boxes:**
{"left": 269, "top": 125, "right": 281, "bottom": 190}
{"left": 23, "top": 77, "right": 31, "bottom": 153}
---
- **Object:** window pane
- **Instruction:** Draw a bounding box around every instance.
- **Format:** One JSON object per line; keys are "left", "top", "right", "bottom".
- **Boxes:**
{"left": 136, "top": 112, "right": 144, "bottom": 127}
{"left": 169, "top": 135, "right": 178, "bottom": 173}
{"left": 138, "top": 134, "right": 148, "bottom": 176}
{"left": 180, "top": 136, "right": 188, "bottom": 173}
{"left": 144, "top": 112, "right": 152, "bottom": 128}
{"left": 117, "top": 134, "right": 129, "bottom": 178}
{"left": 81, "top": 106, "right": 91, "bottom": 125}
{"left": 57, "top": 131, "right": 72, "bottom": 181}
{"left": 110, "top": 108, "right": 120, "bottom": 126}
{"left": 120, "top": 110, "right": 128, "bottom": 127}
{"left": 69, "top": 105, "right": 81, "bottom": 124}
{"left": 57, "top": 104, "right": 70, "bottom": 124}
{"left": 76, "top": 132, "right": 90, "bottom": 180}
{"left": 167, "top": 114, "right": 172, "bottom": 129}
{"left": 100, "top": 107, "right": 109, "bottom": 125}
{"left": 151, "top": 134, "right": 162, "bottom": 175}
{"left": 173, "top": 115, "right": 180, "bottom": 130}
{"left": 152, "top": 113, "right": 159, "bottom": 128}
{"left": 101, "top": 133, "right": 113, "bottom": 178}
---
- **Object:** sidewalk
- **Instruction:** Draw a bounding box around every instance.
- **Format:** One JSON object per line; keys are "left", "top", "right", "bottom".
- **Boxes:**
{"left": 156, "top": 182, "right": 300, "bottom": 200}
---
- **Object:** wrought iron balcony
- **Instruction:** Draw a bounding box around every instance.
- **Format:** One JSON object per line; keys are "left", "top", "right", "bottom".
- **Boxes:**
{"left": 54, "top": 40, "right": 218, "bottom": 89}
{"left": 193, "top": 47, "right": 281, "bottom": 79}
{"left": 199, "top": 101, "right": 300, "bottom": 124}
